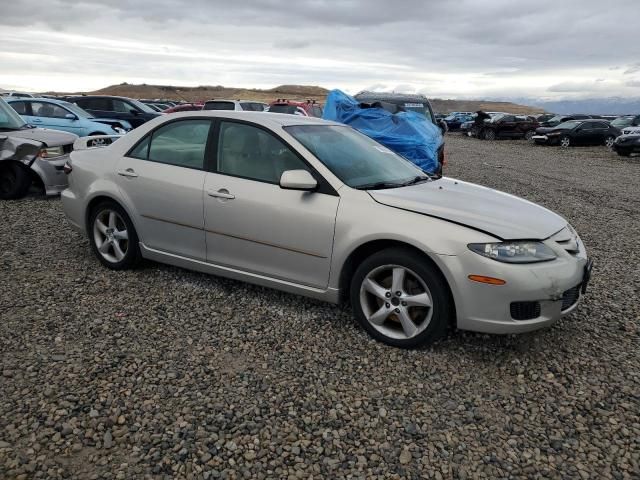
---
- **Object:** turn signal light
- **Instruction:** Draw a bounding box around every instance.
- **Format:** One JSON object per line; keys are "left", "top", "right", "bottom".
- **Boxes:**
{"left": 468, "top": 275, "right": 506, "bottom": 285}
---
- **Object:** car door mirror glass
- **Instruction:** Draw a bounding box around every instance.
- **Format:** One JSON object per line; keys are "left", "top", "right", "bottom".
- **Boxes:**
{"left": 280, "top": 170, "right": 317, "bottom": 191}
{"left": 65, "top": 113, "right": 77, "bottom": 120}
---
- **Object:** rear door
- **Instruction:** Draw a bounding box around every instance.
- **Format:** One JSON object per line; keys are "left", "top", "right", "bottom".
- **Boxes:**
{"left": 203, "top": 119, "right": 339, "bottom": 288}
{"left": 591, "top": 121, "right": 612, "bottom": 145}
{"left": 115, "top": 118, "right": 212, "bottom": 260}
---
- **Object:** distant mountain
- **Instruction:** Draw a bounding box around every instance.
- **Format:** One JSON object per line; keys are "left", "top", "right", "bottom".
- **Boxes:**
{"left": 510, "top": 97, "right": 640, "bottom": 115}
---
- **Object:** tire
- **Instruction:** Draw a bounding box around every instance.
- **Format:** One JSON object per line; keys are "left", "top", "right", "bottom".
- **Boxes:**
{"left": 88, "top": 201, "right": 140, "bottom": 270}
{"left": 350, "top": 247, "right": 451, "bottom": 348}
{"left": 0, "top": 162, "right": 32, "bottom": 200}
{"left": 560, "top": 135, "right": 571, "bottom": 148}
{"left": 483, "top": 129, "right": 496, "bottom": 141}
{"left": 524, "top": 130, "right": 535, "bottom": 141}
{"left": 604, "top": 136, "right": 615, "bottom": 149}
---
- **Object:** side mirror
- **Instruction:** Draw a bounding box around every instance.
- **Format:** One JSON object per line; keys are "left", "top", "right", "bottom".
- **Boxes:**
{"left": 130, "top": 109, "right": 140, "bottom": 116}
{"left": 279, "top": 170, "right": 317, "bottom": 191}
{"left": 438, "top": 120, "right": 448, "bottom": 134}
{"left": 65, "top": 113, "right": 77, "bottom": 120}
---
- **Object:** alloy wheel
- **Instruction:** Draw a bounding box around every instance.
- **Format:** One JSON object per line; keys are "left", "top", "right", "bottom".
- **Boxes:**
{"left": 359, "top": 265, "right": 433, "bottom": 340}
{"left": 560, "top": 136, "right": 571, "bottom": 148}
{"left": 93, "top": 209, "right": 129, "bottom": 263}
{"left": 89, "top": 137, "right": 109, "bottom": 148}
{"left": 525, "top": 130, "right": 535, "bottom": 141}
{"left": 484, "top": 130, "right": 496, "bottom": 141}
{"left": 605, "top": 136, "right": 615, "bottom": 149}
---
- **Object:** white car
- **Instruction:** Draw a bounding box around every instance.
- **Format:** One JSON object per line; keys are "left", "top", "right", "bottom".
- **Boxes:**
{"left": 61, "top": 111, "right": 591, "bottom": 348}
{"left": 202, "top": 100, "right": 266, "bottom": 112}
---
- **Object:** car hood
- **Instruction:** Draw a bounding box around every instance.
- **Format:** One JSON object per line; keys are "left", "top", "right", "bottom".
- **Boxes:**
{"left": 535, "top": 126, "right": 567, "bottom": 134}
{"left": 369, "top": 178, "right": 567, "bottom": 240}
{"left": 6, "top": 127, "right": 77, "bottom": 146}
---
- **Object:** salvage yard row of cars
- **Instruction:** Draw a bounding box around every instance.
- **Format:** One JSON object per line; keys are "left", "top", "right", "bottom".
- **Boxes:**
{"left": 1, "top": 88, "right": 598, "bottom": 348}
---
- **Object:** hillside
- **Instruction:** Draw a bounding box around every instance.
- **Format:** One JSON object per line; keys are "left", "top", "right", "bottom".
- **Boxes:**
{"left": 47, "top": 83, "right": 543, "bottom": 114}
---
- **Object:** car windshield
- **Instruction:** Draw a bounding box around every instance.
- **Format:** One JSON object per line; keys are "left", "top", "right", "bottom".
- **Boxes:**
{"left": 611, "top": 117, "right": 633, "bottom": 128}
{"left": 62, "top": 102, "right": 93, "bottom": 119}
{"left": 129, "top": 99, "right": 157, "bottom": 113}
{"left": 285, "top": 125, "right": 428, "bottom": 189}
{"left": 0, "top": 98, "right": 27, "bottom": 130}
{"left": 555, "top": 120, "right": 581, "bottom": 129}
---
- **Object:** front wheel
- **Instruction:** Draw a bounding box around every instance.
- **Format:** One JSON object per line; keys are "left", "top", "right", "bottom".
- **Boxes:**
{"left": 350, "top": 248, "right": 451, "bottom": 348}
{"left": 560, "top": 135, "right": 571, "bottom": 148}
{"left": 524, "top": 130, "right": 535, "bottom": 141}
{"left": 89, "top": 201, "right": 140, "bottom": 269}
{"left": 617, "top": 150, "right": 631, "bottom": 157}
{"left": 0, "top": 162, "right": 32, "bottom": 200}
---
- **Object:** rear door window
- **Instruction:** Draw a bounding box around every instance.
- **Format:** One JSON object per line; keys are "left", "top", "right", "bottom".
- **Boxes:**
{"left": 9, "top": 101, "right": 27, "bottom": 115}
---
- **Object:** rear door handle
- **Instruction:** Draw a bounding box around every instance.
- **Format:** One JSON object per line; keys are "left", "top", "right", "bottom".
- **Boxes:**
{"left": 208, "top": 189, "right": 235, "bottom": 200}
{"left": 117, "top": 168, "right": 138, "bottom": 178}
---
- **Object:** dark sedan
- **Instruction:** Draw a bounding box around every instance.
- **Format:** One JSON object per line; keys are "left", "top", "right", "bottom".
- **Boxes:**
{"left": 532, "top": 119, "right": 620, "bottom": 148}
{"left": 65, "top": 95, "right": 161, "bottom": 128}
{"left": 613, "top": 134, "right": 640, "bottom": 156}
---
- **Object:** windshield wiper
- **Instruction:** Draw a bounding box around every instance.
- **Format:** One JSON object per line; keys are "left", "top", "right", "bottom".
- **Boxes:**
{"left": 354, "top": 181, "right": 404, "bottom": 190}
{"left": 400, "top": 175, "right": 432, "bottom": 186}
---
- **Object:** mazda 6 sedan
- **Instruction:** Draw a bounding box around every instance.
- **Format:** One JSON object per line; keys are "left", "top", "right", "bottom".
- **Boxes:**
{"left": 61, "top": 112, "right": 591, "bottom": 348}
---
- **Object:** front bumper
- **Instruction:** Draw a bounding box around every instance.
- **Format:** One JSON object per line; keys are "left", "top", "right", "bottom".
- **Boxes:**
{"left": 30, "top": 154, "right": 70, "bottom": 195}
{"left": 437, "top": 241, "right": 589, "bottom": 334}
{"left": 532, "top": 135, "right": 553, "bottom": 145}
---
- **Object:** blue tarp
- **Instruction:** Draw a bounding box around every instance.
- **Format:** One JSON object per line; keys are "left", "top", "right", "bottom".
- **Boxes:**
{"left": 322, "top": 89, "right": 442, "bottom": 173}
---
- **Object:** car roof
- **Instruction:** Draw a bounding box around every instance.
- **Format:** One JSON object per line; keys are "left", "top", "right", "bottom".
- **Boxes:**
{"left": 6, "top": 97, "right": 71, "bottom": 105}
{"left": 162, "top": 110, "right": 338, "bottom": 127}
{"left": 354, "top": 91, "right": 429, "bottom": 101}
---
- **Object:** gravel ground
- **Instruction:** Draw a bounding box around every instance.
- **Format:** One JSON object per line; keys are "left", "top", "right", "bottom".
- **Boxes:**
{"left": 1, "top": 135, "right": 639, "bottom": 479}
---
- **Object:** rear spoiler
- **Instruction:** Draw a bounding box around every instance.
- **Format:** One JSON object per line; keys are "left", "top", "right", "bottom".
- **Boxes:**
{"left": 73, "top": 135, "right": 122, "bottom": 151}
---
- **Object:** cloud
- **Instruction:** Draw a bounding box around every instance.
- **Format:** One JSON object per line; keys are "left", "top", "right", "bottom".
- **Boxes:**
{"left": 1, "top": 0, "right": 639, "bottom": 98}
{"left": 624, "top": 63, "right": 640, "bottom": 74}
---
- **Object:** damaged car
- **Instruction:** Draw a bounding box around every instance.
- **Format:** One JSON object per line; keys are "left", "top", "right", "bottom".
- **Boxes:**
{"left": 62, "top": 111, "right": 591, "bottom": 348}
{"left": 0, "top": 97, "right": 76, "bottom": 199}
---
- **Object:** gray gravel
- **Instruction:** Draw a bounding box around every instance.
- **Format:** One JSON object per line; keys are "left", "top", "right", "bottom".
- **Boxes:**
{"left": 1, "top": 134, "right": 639, "bottom": 479}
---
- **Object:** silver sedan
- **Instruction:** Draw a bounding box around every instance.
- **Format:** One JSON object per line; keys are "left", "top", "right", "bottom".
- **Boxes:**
{"left": 61, "top": 112, "right": 591, "bottom": 348}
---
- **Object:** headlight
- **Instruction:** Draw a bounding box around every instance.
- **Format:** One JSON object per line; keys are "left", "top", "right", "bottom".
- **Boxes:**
{"left": 468, "top": 241, "right": 557, "bottom": 263}
{"left": 38, "top": 146, "right": 65, "bottom": 159}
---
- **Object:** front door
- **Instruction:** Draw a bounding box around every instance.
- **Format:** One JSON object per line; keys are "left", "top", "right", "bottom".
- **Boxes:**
{"left": 115, "top": 119, "right": 212, "bottom": 260}
{"left": 29, "top": 101, "right": 81, "bottom": 134}
{"left": 203, "top": 120, "right": 339, "bottom": 288}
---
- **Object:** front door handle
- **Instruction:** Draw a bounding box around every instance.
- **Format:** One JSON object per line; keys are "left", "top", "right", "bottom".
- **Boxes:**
{"left": 208, "top": 189, "right": 235, "bottom": 200}
{"left": 117, "top": 168, "right": 138, "bottom": 178}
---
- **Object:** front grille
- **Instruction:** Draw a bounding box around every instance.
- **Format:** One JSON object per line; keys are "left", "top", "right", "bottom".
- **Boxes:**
{"left": 561, "top": 285, "right": 580, "bottom": 311}
{"left": 510, "top": 301, "right": 541, "bottom": 321}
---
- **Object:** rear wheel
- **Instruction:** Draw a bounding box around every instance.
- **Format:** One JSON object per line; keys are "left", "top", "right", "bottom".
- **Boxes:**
{"left": 0, "top": 162, "right": 32, "bottom": 200}
{"left": 89, "top": 201, "right": 140, "bottom": 269}
{"left": 350, "top": 248, "right": 451, "bottom": 348}
{"left": 560, "top": 135, "right": 571, "bottom": 148}
{"left": 604, "top": 135, "right": 615, "bottom": 149}
{"left": 483, "top": 129, "right": 496, "bottom": 141}
{"left": 88, "top": 133, "right": 109, "bottom": 147}
{"left": 524, "top": 130, "right": 535, "bottom": 141}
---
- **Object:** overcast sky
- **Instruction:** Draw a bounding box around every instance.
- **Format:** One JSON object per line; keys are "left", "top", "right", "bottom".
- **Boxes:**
{"left": 1, "top": 0, "right": 639, "bottom": 100}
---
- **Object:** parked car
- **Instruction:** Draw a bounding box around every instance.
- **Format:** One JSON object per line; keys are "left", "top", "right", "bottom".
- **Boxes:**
{"left": 611, "top": 115, "right": 640, "bottom": 130}
{"left": 0, "top": 97, "right": 76, "bottom": 199}
{"left": 2, "top": 91, "right": 35, "bottom": 98}
{"left": 539, "top": 114, "right": 592, "bottom": 128}
{"left": 353, "top": 91, "right": 446, "bottom": 167}
{"left": 479, "top": 114, "right": 540, "bottom": 140}
{"left": 163, "top": 103, "right": 203, "bottom": 113}
{"left": 612, "top": 133, "right": 640, "bottom": 156}
{"left": 535, "top": 113, "right": 556, "bottom": 123}
{"left": 463, "top": 112, "right": 509, "bottom": 136}
{"left": 443, "top": 113, "right": 474, "bottom": 131}
{"left": 268, "top": 99, "right": 322, "bottom": 117}
{"left": 621, "top": 125, "right": 640, "bottom": 136}
{"left": 66, "top": 95, "right": 161, "bottom": 128}
{"left": 6, "top": 98, "right": 131, "bottom": 138}
{"left": 61, "top": 111, "right": 590, "bottom": 348}
{"left": 532, "top": 119, "right": 620, "bottom": 148}
{"left": 203, "top": 100, "right": 267, "bottom": 112}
